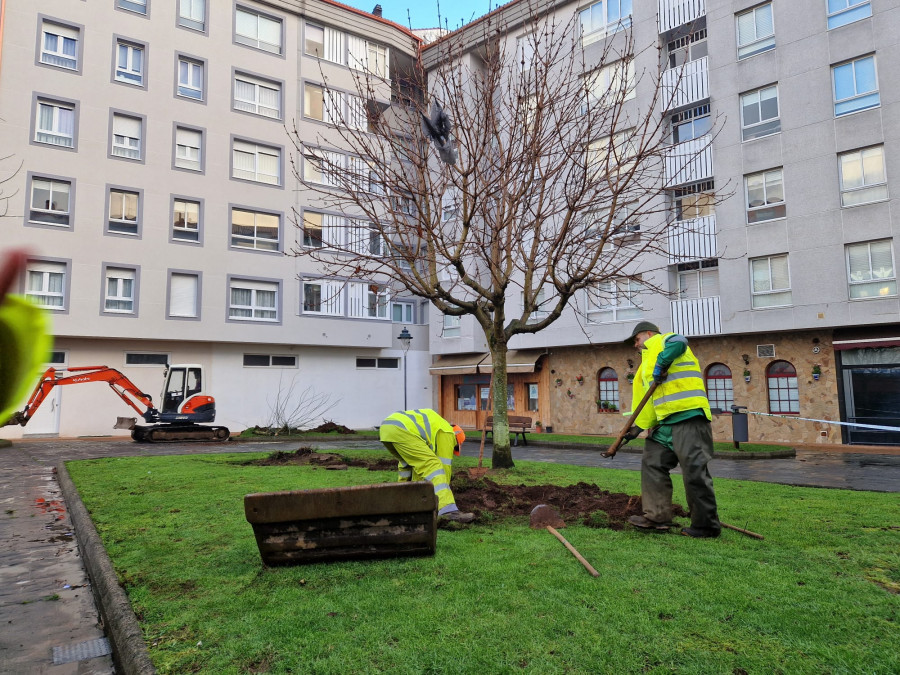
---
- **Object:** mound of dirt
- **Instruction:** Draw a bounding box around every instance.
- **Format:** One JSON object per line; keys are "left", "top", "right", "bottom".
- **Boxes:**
{"left": 250, "top": 447, "right": 396, "bottom": 471}
{"left": 310, "top": 422, "right": 357, "bottom": 434}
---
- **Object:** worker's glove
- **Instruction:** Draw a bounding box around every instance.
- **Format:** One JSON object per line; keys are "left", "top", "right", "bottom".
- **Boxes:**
{"left": 620, "top": 426, "right": 642, "bottom": 446}
{"left": 652, "top": 364, "right": 668, "bottom": 383}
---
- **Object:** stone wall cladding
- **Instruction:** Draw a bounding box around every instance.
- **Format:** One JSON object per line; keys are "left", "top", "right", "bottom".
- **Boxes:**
{"left": 545, "top": 330, "right": 839, "bottom": 445}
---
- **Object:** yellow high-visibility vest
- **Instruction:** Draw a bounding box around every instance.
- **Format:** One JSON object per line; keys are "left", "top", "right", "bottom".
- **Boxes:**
{"left": 379, "top": 408, "right": 457, "bottom": 456}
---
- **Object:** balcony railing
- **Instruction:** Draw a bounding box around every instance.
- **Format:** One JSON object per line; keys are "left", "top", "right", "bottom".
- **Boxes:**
{"left": 667, "top": 215, "right": 716, "bottom": 263}
{"left": 664, "top": 135, "right": 713, "bottom": 187}
{"left": 671, "top": 295, "right": 720, "bottom": 336}
{"left": 658, "top": 0, "right": 706, "bottom": 34}
{"left": 662, "top": 56, "right": 709, "bottom": 111}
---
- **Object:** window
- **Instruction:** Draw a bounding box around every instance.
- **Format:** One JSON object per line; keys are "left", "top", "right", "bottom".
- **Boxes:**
{"left": 304, "top": 83, "right": 343, "bottom": 124}
{"left": 667, "top": 28, "right": 707, "bottom": 69}
{"left": 303, "top": 147, "right": 342, "bottom": 186}
{"left": 232, "top": 140, "right": 280, "bottom": 185}
{"left": 736, "top": 3, "right": 775, "bottom": 60}
{"left": 104, "top": 267, "right": 136, "bottom": 314}
{"left": 480, "top": 385, "right": 514, "bottom": 411}
{"left": 587, "top": 130, "right": 636, "bottom": 179}
{"left": 832, "top": 56, "right": 879, "bottom": 116}
{"left": 29, "top": 176, "right": 71, "bottom": 226}
{"left": 847, "top": 240, "right": 897, "bottom": 299}
{"left": 40, "top": 21, "right": 79, "bottom": 70}
{"left": 443, "top": 314, "right": 461, "bottom": 337}
{"left": 302, "top": 212, "right": 324, "bottom": 248}
{"left": 527, "top": 383, "right": 539, "bottom": 412}
{"left": 235, "top": 7, "right": 282, "bottom": 55}
{"left": 178, "top": 0, "right": 205, "bottom": 31}
{"left": 456, "top": 384, "right": 477, "bottom": 411}
{"left": 348, "top": 282, "right": 389, "bottom": 319}
{"left": 354, "top": 357, "right": 399, "bottom": 369}
{"left": 173, "top": 199, "right": 200, "bottom": 242}
{"left": 107, "top": 189, "right": 140, "bottom": 235}
{"left": 674, "top": 180, "right": 714, "bottom": 221}
{"left": 35, "top": 98, "right": 75, "bottom": 148}
{"left": 366, "top": 42, "right": 389, "bottom": 78}
{"left": 115, "top": 40, "right": 144, "bottom": 85}
{"left": 347, "top": 35, "right": 388, "bottom": 77}
{"left": 586, "top": 278, "right": 643, "bottom": 322}
{"left": 579, "top": 0, "right": 633, "bottom": 46}
{"left": 597, "top": 368, "right": 619, "bottom": 411}
{"left": 244, "top": 354, "right": 297, "bottom": 367}
{"left": 231, "top": 208, "right": 279, "bottom": 251}
{"left": 524, "top": 288, "right": 549, "bottom": 324}
{"left": 828, "top": 0, "right": 871, "bottom": 30}
{"left": 741, "top": 85, "right": 780, "bottom": 141}
{"left": 25, "top": 260, "right": 67, "bottom": 309}
{"left": 392, "top": 301, "right": 414, "bottom": 323}
{"left": 751, "top": 254, "right": 792, "bottom": 308}
{"left": 168, "top": 272, "right": 200, "bottom": 318}
{"left": 767, "top": 360, "right": 798, "bottom": 414}
{"left": 839, "top": 146, "right": 887, "bottom": 207}
{"left": 302, "top": 212, "right": 344, "bottom": 249}
{"left": 583, "top": 60, "right": 635, "bottom": 112}
{"left": 349, "top": 220, "right": 384, "bottom": 256}
{"left": 234, "top": 73, "right": 281, "bottom": 118}
{"left": 705, "top": 364, "right": 734, "bottom": 413}
{"left": 303, "top": 279, "right": 344, "bottom": 316}
{"left": 177, "top": 57, "right": 204, "bottom": 99}
{"left": 126, "top": 352, "right": 169, "bottom": 366}
{"left": 677, "top": 259, "right": 719, "bottom": 299}
{"left": 111, "top": 113, "right": 142, "bottom": 160}
{"left": 117, "top": 0, "right": 147, "bottom": 15}
{"left": 174, "top": 126, "right": 202, "bottom": 171}
{"left": 583, "top": 203, "right": 638, "bottom": 238}
{"left": 745, "top": 168, "right": 785, "bottom": 223}
{"left": 672, "top": 104, "right": 711, "bottom": 143}
{"left": 229, "top": 279, "right": 278, "bottom": 322}
{"left": 305, "top": 24, "right": 325, "bottom": 57}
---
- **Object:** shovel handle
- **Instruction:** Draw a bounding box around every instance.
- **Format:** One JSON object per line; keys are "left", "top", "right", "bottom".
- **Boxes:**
{"left": 721, "top": 522, "right": 764, "bottom": 540}
{"left": 547, "top": 526, "right": 599, "bottom": 577}
{"left": 602, "top": 381, "right": 658, "bottom": 459}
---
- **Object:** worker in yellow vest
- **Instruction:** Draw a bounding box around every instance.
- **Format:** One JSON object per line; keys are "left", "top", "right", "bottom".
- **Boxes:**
{"left": 621, "top": 322, "right": 721, "bottom": 538}
{"left": 379, "top": 409, "right": 475, "bottom": 523}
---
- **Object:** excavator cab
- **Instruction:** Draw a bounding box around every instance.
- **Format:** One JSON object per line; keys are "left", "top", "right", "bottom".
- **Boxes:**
{"left": 161, "top": 365, "right": 205, "bottom": 415}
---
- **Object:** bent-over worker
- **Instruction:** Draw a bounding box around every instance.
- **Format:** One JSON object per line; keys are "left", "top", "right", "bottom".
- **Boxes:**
{"left": 622, "top": 321, "right": 721, "bottom": 538}
{"left": 379, "top": 408, "right": 475, "bottom": 523}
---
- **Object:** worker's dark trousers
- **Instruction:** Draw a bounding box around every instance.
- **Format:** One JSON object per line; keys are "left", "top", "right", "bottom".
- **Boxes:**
{"left": 641, "top": 417, "right": 721, "bottom": 531}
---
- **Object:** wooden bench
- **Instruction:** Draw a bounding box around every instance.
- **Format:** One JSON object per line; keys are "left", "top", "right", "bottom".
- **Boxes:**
{"left": 483, "top": 415, "right": 533, "bottom": 446}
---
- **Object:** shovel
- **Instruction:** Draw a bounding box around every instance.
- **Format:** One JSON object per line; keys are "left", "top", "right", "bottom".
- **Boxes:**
{"left": 601, "top": 381, "right": 658, "bottom": 459}
{"left": 530, "top": 504, "right": 599, "bottom": 577}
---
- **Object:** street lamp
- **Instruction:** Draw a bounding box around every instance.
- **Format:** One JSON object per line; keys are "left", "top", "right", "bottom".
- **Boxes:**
{"left": 398, "top": 327, "right": 413, "bottom": 410}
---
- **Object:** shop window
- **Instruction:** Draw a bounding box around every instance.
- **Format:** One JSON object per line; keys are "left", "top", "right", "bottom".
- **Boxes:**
{"left": 456, "top": 384, "right": 477, "bottom": 411}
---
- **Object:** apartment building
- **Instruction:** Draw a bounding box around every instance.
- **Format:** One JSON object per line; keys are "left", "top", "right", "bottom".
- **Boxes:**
{"left": 0, "top": 0, "right": 431, "bottom": 438}
{"left": 424, "top": 0, "right": 900, "bottom": 445}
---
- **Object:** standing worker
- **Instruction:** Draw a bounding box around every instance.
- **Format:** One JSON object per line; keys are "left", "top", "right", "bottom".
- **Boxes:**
{"left": 379, "top": 408, "right": 475, "bottom": 523}
{"left": 621, "top": 322, "right": 721, "bottom": 538}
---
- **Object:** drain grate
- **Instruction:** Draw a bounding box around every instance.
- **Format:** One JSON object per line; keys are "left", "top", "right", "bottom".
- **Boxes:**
{"left": 52, "top": 637, "right": 111, "bottom": 664}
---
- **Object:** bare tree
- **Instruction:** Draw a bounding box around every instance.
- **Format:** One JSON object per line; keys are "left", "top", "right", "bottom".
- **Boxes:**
{"left": 288, "top": 2, "right": 719, "bottom": 468}
{"left": 262, "top": 373, "right": 342, "bottom": 433}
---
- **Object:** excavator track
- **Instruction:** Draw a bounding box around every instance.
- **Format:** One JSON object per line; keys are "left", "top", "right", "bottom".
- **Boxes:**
{"left": 131, "top": 425, "right": 230, "bottom": 443}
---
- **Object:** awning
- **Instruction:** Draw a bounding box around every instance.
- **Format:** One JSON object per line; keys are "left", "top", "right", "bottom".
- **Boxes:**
{"left": 479, "top": 349, "right": 547, "bottom": 374}
{"left": 833, "top": 325, "right": 900, "bottom": 351}
{"left": 428, "top": 353, "right": 489, "bottom": 375}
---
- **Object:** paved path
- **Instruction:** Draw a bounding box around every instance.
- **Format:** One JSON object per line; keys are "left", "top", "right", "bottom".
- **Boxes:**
{"left": 1, "top": 436, "right": 898, "bottom": 673}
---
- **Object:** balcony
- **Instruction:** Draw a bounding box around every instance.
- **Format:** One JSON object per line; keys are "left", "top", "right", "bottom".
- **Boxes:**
{"left": 667, "top": 215, "right": 716, "bottom": 263}
{"left": 662, "top": 56, "right": 709, "bottom": 111}
{"left": 658, "top": 0, "right": 706, "bottom": 34}
{"left": 664, "top": 135, "right": 713, "bottom": 187}
{"left": 671, "top": 296, "right": 720, "bottom": 336}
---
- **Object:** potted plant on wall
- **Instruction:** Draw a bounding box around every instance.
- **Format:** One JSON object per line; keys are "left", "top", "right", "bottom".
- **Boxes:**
{"left": 575, "top": 374, "right": 584, "bottom": 385}
{"left": 535, "top": 421, "right": 543, "bottom": 433}
{"left": 812, "top": 364, "right": 821, "bottom": 381}
{"left": 555, "top": 377, "right": 563, "bottom": 387}
{"left": 743, "top": 368, "right": 751, "bottom": 383}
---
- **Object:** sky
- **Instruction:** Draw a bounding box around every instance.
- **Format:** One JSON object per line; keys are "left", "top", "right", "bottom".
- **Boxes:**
{"left": 340, "top": 0, "right": 501, "bottom": 30}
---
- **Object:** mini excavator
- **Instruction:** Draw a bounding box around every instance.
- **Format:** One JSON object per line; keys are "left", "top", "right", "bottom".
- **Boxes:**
{"left": 5, "top": 364, "right": 230, "bottom": 442}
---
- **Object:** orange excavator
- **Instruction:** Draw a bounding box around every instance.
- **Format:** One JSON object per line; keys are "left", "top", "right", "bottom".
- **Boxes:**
{"left": 5, "top": 364, "right": 230, "bottom": 442}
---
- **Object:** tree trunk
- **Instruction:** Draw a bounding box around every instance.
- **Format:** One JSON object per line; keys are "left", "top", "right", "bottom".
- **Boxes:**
{"left": 489, "top": 345, "right": 514, "bottom": 469}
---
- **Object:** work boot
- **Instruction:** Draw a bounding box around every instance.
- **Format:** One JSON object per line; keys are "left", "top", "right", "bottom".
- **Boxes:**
{"left": 681, "top": 526, "right": 721, "bottom": 539}
{"left": 628, "top": 515, "right": 673, "bottom": 531}
{"left": 440, "top": 510, "right": 475, "bottom": 523}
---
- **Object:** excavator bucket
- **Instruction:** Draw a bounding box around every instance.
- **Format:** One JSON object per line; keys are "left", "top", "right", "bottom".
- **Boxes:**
{"left": 114, "top": 417, "right": 136, "bottom": 430}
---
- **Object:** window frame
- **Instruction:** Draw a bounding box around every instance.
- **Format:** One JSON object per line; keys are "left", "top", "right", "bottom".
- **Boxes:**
{"left": 597, "top": 368, "right": 620, "bottom": 411}
{"left": 740, "top": 84, "right": 780, "bottom": 141}
{"left": 302, "top": 145, "right": 344, "bottom": 187}
{"left": 101, "top": 263, "right": 140, "bottom": 317}
{"left": 736, "top": 2, "right": 775, "bottom": 60}
{"left": 838, "top": 145, "right": 888, "bottom": 207}
{"left": 26, "top": 171, "right": 75, "bottom": 230}
{"left": 750, "top": 254, "right": 792, "bottom": 309}
{"left": 31, "top": 94, "right": 78, "bottom": 151}
{"left": 125, "top": 352, "right": 170, "bottom": 367}
{"left": 24, "top": 258, "right": 71, "bottom": 312}
{"left": 175, "top": 54, "right": 206, "bottom": 102}
{"left": 227, "top": 276, "right": 281, "bottom": 324}
{"left": 177, "top": 0, "right": 207, "bottom": 33}
{"left": 36, "top": 16, "right": 83, "bottom": 74}
{"left": 671, "top": 104, "right": 712, "bottom": 144}
{"left": 112, "top": 37, "right": 147, "bottom": 88}
{"left": 232, "top": 69, "right": 283, "bottom": 120}
{"left": 583, "top": 59, "right": 636, "bottom": 113}
{"left": 105, "top": 184, "right": 143, "bottom": 238}
{"left": 166, "top": 269, "right": 202, "bottom": 320}
{"left": 579, "top": 0, "right": 633, "bottom": 47}
{"left": 392, "top": 300, "right": 415, "bottom": 324}
{"left": 229, "top": 205, "right": 282, "bottom": 253}
{"left": 347, "top": 282, "right": 390, "bottom": 320}
{"left": 108, "top": 110, "right": 146, "bottom": 163}
{"left": 234, "top": 5, "right": 285, "bottom": 56}
{"left": 172, "top": 123, "right": 205, "bottom": 173}
{"left": 832, "top": 55, "right": 879, "bottom": 117}
{"left": 170, "top": 195, "right": 203, "bottom": 245}
{"left": 827, "top": 0, "right": 872, "bottom": 30}
{"left": 244, "top": 354, "right": 298, "bottom": 368}
{"left": 766, "top": 360, "right": 799, "bottom": 414}
{"left": 744, "top": 167, "right": 786, "bottom": 224}
{"left": 705, "top": 363, "right": 734, "bottom": 413}
{"left": 586, "top": 278, "right": 644, "bottom": 323}
{"left": 116, "top": 0, "right": 149, "bottom": 17}
{"left": 677, "top": 259, "right": 720, "bottom": 300}
{"left": 301, "top": 278, "right": 345, "bottom": 316}
{"left": 846, "top": 240, "right": 897, "bottom": 300}
{"left": 442, "top": 313, "right": 461, "bottom": 337}
{"left": 230, "top": 137, "right": 283, "bottom": 187}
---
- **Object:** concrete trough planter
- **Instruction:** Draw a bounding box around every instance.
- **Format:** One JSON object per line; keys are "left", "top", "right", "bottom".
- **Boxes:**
{"left": 245, "top": 482, "right": 438, "bottom": 566}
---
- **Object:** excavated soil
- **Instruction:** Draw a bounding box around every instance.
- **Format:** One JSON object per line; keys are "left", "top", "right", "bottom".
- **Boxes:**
{"left": 249, "top": 449, "right": 689, "bottom": 529}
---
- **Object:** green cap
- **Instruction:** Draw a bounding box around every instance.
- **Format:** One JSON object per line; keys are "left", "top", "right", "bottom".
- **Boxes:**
{"left": 624, "top": 321, "right": 660, "bottom": 344}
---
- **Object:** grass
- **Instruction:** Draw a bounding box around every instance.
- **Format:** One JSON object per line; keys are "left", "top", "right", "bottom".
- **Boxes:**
{"left": 66, "top": 451, "right": 899, "bottom": 674}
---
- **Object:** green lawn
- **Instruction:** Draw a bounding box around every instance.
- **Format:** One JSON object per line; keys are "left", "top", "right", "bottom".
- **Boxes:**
{"left": 67, "top": 451, "right": 899, "bottom": 674}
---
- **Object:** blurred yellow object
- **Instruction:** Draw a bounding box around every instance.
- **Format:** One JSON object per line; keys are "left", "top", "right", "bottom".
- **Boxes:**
{"left": 0, "top": 295, "right": 52, "bottom": 425}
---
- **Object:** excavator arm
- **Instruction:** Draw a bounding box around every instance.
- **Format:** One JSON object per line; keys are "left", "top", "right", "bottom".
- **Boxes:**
{"left": 5, "top": 366, "right": 159, "bottom": 427}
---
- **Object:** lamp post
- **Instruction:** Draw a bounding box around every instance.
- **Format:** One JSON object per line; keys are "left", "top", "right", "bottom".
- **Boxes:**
{"left": 398, "top": 327, "right": 412, "bottom": 410}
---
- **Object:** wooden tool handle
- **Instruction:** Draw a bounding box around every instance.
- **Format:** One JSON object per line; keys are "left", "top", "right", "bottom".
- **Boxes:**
{"left": 721, "top": 522, "right": 764, "bottom": 540}
{"left": 603, "top": 381, "right": 658, "bottom": 458}
{"left": 547, "top": 526, "right": 599, "bottom": 577}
